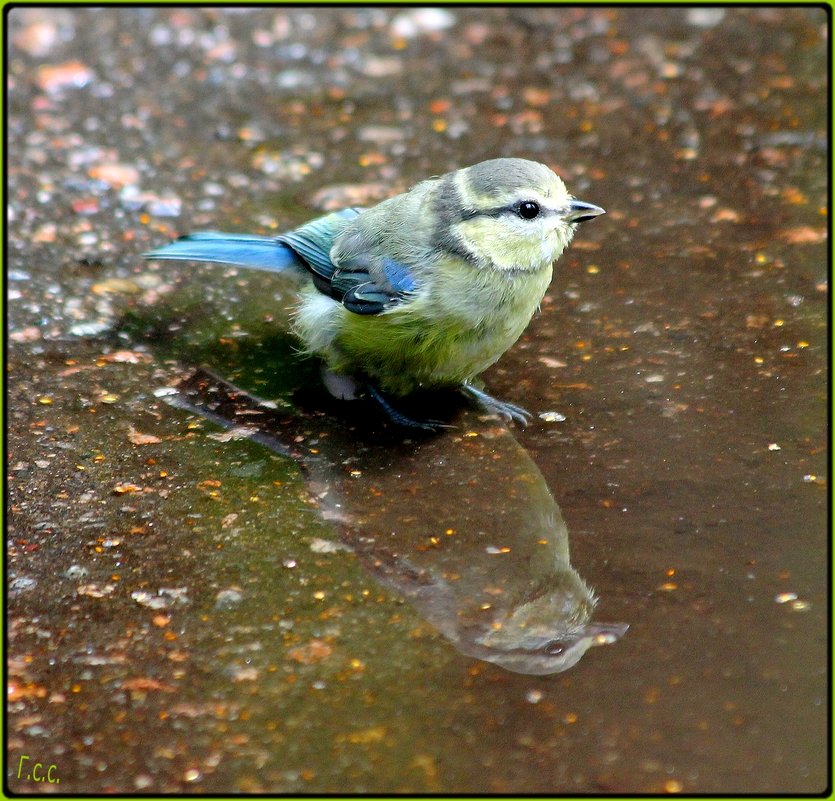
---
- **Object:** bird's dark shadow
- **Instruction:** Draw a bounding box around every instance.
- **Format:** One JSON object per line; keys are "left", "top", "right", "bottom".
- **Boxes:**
{"left": 119, "top": 284, "right": 470, "bottom": 434}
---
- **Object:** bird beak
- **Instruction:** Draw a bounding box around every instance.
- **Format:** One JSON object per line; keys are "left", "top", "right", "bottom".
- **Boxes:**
{"left": 564, "top": 200, "right": 606, "bottom": 223}
{"left": 584, "top": 621, "right": 629, "bottom": 646}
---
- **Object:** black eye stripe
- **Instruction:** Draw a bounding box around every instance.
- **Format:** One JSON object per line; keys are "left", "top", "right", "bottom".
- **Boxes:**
{"left": 459, "top": 203, "right": 555, "bottom": 221}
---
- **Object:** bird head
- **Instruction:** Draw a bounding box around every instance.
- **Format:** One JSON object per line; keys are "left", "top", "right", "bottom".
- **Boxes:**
{"left": 435, "top": 158, "right": 605, "bottom": 272}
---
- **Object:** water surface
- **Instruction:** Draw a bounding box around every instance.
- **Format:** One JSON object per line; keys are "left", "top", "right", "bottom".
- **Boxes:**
{"left": 6, "top": 7, "right": 828, "bottom": 793}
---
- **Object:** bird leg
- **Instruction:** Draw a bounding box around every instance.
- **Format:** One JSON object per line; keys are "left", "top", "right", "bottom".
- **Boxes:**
{"left": 460, "top": 383, "right": 532, "bottom": 426}
{"left": 365, "top": 384, "right": 450, "bottom": 432}
{"left": 320, "top": 368, "right": 449, "bottom": 431}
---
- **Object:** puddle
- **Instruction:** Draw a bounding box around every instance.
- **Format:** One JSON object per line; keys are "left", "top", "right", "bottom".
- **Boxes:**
{"left": 6, "top": 6, "right": 828, "bottom": 794}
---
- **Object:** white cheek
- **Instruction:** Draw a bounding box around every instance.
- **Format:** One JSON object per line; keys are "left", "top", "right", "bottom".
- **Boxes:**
{"left": 543, "top": 224, "right": 574, "bottom": 262}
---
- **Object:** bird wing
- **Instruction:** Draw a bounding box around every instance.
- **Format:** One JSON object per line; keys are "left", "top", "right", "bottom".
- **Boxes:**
{"left": 330, "top": 255, "right": 419, "bottom": 315}
{"left": 146, "top": 207, "right": 420, "bottom": 317}
{"left": 280, "top": 209, "right": 419, "bottom": 316}
{"left": 276, "top": 209, "right": 358, "bottom": 282}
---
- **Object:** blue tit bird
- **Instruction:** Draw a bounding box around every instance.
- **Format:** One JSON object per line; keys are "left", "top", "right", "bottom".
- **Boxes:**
{"left": 145, "top": 157, "right": 604, "bottom": 429}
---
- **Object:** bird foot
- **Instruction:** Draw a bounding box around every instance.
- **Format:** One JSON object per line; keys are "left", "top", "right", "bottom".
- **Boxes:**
{"left": 365, "top": 384, "right": 450, "bottom": 432}
{"left": 460, "top": 383, "right": 532, "bottom": 426}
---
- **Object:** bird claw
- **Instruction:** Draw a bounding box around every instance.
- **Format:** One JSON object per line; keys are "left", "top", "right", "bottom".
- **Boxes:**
{"left": 365, "top": 384, "right": 450, "bottom": 432}
{"left": 460, "top": 383, "right": 532, "bottom": 426}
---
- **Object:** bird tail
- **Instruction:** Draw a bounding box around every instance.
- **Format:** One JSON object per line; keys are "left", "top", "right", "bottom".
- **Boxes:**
{"left": 144, "top": 232, "right": 303, "bottom": 273}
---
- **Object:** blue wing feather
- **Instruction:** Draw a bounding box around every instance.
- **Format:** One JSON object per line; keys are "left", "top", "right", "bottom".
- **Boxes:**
{"left": 144, "top": 232, "right": 302, "bottom": 273}
{"left": 380, "top": 257, "right": 418, "bottom": 294}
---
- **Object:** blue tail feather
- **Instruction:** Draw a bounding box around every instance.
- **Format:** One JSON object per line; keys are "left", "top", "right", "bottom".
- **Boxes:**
{"left": 144, "top": 232, "right": 302, "bottom": 273}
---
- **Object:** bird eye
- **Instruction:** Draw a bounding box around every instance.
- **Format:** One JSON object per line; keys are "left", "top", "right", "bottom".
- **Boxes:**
{"left": 518, "top": 201, "right": 541, "bottom": 220}
{"left": 543, "top": 640, "right": 567, "bottom": 656}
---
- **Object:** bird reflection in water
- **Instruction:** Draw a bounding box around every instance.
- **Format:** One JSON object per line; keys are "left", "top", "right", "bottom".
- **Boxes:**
{"left": 169, "top": 368, "right": 627, "bottom": 675}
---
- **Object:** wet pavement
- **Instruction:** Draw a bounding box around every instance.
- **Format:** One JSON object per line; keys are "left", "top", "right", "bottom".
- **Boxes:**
{"left": 6, "top": 6, "right": 829, "bottom": 794}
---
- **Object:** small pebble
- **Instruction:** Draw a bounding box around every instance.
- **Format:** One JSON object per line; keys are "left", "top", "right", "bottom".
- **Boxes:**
{"left": 309, "top": 538, "right": 349, "bottom": 553}
{"left": 131, "top": 590, "right": 169, "bottom": 609}
{"left": 214, "top": 587, "right": 244, "bottom": 609}
{"left": 133, "top": 775, "right": 154, "bottom": 790}
{"left": 69, "top": 321, "right": 112, "bottom": 337}
{"left": 10, "top": 576, "right": 37, "bottom": 593}
{"left": 539, "top": 411, "right": 567, "bottom": 423}
{"left": 64, "top": 564, "right": 89, "bottom": 579}
{"left": 526, "top": 689, "right": 544, "bottom": 704}
{"left": 37, "top": 60, "right": 95, "bottom": 92}
{"left": 390, "top": 8, "right": 455, "bottom": 38}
